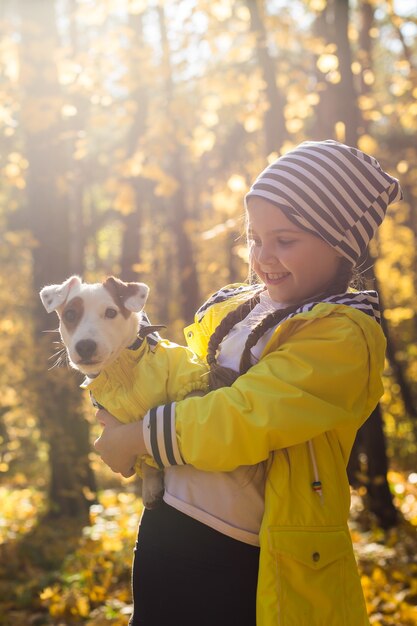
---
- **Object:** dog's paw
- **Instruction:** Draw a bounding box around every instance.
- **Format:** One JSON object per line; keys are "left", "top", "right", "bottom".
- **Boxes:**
{"left": 142, "top": 489, "right": 164, "bottom": 510}
{"left": 142, "top": 463, "right": 164, "bottom": 509}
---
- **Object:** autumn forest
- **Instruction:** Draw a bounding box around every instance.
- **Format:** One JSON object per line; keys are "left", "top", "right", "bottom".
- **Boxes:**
{"left": 0, "top": 0, "right": 417, "bottom": 624}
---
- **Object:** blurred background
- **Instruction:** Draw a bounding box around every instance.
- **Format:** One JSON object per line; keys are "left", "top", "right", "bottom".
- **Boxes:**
{"left": 0, "top": 0, "right": 416, "bottom": 624}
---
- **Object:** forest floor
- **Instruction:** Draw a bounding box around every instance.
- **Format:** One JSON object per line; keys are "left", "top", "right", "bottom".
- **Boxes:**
{"left": 0, "top": 470, "right": 416, "bottom": 626}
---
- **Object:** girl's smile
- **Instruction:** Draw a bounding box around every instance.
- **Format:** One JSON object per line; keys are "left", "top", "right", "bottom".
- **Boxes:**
{"left": 247, "top": 197, "right": 344, "bottom": 305}
{"left": 263, "top": 271, "right": 290, "bottom": 284}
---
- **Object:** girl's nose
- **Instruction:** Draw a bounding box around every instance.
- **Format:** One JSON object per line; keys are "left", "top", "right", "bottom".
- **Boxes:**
{"left": 257, "top": 243, "right": 276, "bottom": 265}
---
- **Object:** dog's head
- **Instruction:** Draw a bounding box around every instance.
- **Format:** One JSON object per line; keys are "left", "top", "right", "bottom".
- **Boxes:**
{"left": 40, "top": 275, "right": 149, "bottom": 376}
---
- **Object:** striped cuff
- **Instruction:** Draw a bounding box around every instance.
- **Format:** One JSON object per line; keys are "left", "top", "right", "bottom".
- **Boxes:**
{"left": 142, "top": 403, "right": 185, "bottom": 468}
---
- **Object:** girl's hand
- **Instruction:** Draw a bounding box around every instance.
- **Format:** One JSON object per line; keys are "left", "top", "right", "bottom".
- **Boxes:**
{"left": 94, "top": 409, "right": 145, "bottom": 478}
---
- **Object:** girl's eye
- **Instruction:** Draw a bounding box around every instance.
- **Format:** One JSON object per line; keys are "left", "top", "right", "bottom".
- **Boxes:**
{"left": 277, "top": 239, "right": 295, "bottom": 246}
{"left": 105, "top": 308, "right": 118, "bottom": 319}
{"left": 63, "top": 309, "right": 77, "bottom": 323}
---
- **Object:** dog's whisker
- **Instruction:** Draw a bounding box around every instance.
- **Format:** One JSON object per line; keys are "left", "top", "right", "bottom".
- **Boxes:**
{"left": 48, "top": 356, "right": 63, "bottom": 368}
{"left": 48, "top": 350, "right": 68, "bottom": 368}
{"left": 48, "top": 348, "right": 66, "bottom": 361}
{"left": 48, "top": 353, "right": 70, "bottom": 370}
{"left": 48, "top": 360, "right": 60, "bottom": 370}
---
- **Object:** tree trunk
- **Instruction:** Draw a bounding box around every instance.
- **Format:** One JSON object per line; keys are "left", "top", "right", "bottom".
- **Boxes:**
{"left": 313, "top": 4, "right": 338, "bottom": 139}
{"left": 245, "top": 0, "right": 287, "bottom": 155}
{"left": 347, "top": 259, "right": 407, "bottom": 528}
{"left": 119, "top": 11, "right": 150, "bottom": 283}
{"left": 156, "top": 4, "right": 201, "bottom": 323}
{"left": 67, "top": 0, "right": 90, "bottom": 277}
{"left": 313, "top": 0, "right": 359, "bottom": 145}
{"left": 358, "top": 0, "right": 374, "bottom": 135}
{"left": 333, "top": 0, "right": 359, "bottom": 145}
{"left": 373, "top": 268, "right": 417, "bottom": 419}
{"left": 348, "top": 406, "right": 398, "bottom": 529}
{"left": 19, "top": 0, "right": 95, "bottom": 517}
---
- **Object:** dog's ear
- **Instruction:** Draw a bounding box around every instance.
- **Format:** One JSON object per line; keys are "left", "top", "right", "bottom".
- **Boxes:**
{"left": 39, "top": 275, "right": 82, "bottom": 313}
{"left": 124, "top": 283, "right": 149, "bottom": 312}
{"left": 103, "top": 276, "right": 149, "bottom": 313}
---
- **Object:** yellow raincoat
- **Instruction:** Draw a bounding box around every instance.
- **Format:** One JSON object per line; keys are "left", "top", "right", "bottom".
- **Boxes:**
{"left": 82, "top": 335, "right": 208, "bottom": 473}
{"left": 146, "top": 284, "right": 386, "bottom": 626}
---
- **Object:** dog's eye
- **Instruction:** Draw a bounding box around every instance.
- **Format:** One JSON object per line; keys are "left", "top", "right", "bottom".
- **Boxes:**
{"left": 63, "top": 309, "right": 77, "bottom": 323}
{"left": 105, "top": 308, "right": 118, "bottom": 319}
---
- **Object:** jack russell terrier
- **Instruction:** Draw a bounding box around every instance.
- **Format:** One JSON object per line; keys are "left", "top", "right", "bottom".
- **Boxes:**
{"left": 40, "top": 275, "right": 208, "bottom": 508}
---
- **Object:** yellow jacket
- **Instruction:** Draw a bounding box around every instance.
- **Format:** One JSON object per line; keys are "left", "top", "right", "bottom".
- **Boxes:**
{"left": 82, "top": 334, "right": 209, "bottom": 472}
{"left": 144, "top": 284, "right": 386, "bottom": 626}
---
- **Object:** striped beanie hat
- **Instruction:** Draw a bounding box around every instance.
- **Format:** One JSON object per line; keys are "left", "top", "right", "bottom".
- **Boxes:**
{"left": 245, "top": 140, "right": 403, "bottom": 264}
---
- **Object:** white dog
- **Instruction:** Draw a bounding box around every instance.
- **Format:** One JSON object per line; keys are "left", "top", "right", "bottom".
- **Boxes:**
{"left": 40, "top": 275, "right": 208, "bottom": 507}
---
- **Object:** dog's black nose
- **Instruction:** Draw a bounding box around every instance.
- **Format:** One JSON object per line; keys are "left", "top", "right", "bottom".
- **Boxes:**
{"left": 75, "top": 339, "right": 97, "bottom": 359}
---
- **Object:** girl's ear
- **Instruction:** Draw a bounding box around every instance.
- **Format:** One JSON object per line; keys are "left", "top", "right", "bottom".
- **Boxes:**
{"left": 39, "top": 275, "right": 82, "bottom": 313}
{"left": 103, "top": 276, "right": 149, "bottom": 313}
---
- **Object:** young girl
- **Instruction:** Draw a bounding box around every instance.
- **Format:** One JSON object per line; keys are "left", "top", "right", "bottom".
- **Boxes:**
{"left": 95, "top": 140, "right": 402, "bottom": 626}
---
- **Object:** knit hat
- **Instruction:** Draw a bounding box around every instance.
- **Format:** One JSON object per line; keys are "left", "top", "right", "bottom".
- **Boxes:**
{"left": 245, "top": 140, "right": 403, "bottom": 264}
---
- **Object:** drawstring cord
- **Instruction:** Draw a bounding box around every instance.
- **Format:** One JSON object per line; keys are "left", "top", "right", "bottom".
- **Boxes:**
{"left": 308, "top": 439, "right": 324, "bottom": 505}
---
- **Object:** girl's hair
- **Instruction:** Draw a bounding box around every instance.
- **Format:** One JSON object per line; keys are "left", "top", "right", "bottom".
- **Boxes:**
{"left": 207, "top": 256, "right": 355, "bottom": 390}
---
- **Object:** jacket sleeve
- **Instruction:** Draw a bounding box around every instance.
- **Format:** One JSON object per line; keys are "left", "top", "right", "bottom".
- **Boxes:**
{"left": 155, "top": 340, "right": 209, "bottom": 400}
{"left": 142, "top": 314, "right": 385, "bottom": 472}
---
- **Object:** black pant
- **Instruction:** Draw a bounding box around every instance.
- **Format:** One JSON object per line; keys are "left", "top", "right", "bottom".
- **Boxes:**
{"left": 129, "top": 501, "right": 259, "bottom": 626}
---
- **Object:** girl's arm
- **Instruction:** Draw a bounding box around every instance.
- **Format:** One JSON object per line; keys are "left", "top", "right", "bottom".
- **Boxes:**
{"left": 93, "top": 391, "right": 205, "bottom": 476}
{"left": 143, "top": 314, "right": 385, "bottom": 472}
{"left": 95, "top": 313, "right": 385, "bottom": 474}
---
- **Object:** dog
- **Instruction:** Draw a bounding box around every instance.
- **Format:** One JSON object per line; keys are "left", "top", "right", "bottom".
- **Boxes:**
{"left": 40, "top": 275, "right": 208, "bottom": 507}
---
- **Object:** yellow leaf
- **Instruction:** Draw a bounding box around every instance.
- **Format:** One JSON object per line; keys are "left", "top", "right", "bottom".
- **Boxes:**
{"left": 244, "top": 115, "right": 262, "bottom": 133}
{"left": 357, "top": 134, "right": 378, "bottom": 155}
{"left": 326, "top": 71, "right": 341, "bottom": 84}
{"left": 286, "top": 118, "right": 303, "bottom": 133}
{"left": 201, "top": 111, "right": 219, "bottom": 127}
{"left": 383, "top": 307, "right": 414, "bottom": 324}
{"left": 154, "top": 176, "right": 179, "bottom": 198}
{"left": 397, "top": 160, "right": 409, "bottom": 174}
{"left": 76, "top": 595, "right": 90, "bottom": 617}
{"left": 211, "top": 2, "right": 232, "bottom": 21}
{"left": 372, "top": 567, "right": 387, "bottom": 586}
{"left": 335, "top": 122, "right": 346, "bottom": 142}
{"left": 191, "top": 126, "right": 216, "bottom": 157}
{"left": 358, "top": 95, "right": 376, "bottom": 111}
{"left": 40, "top": 586, "right": 58, "bottom": 601}
{"left": 316, "top": 53, "right": 339, "bottom": 74}
{"left": 114, "top": 184, "right": 136, "bottom": 215}
{"left": 363, "top": 70, "right": 375, "bottom": 85}
{"left": 308, "top": 0, "right": 327, "bottom": 10}
{"left": 227, "top": 175, "right": 246, "bottom": 193}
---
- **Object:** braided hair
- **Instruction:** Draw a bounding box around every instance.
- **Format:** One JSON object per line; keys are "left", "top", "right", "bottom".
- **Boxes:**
{"left": 206, "top": 291, "right": 263, "bottom": 389}
{"left": 208, "top": 257, "right": 355, "bottom": 390}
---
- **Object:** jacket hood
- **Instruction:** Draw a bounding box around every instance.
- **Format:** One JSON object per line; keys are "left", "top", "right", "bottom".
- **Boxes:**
{"left": 289, "top": 289, "right": 381, "bottom": 325}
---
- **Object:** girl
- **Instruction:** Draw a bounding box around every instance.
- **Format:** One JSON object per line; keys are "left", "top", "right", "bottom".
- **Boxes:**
{"left": 95, "top": 140, "right": 402, "bottom": 626}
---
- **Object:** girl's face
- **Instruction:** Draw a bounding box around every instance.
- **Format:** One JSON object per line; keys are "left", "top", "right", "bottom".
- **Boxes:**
{"left": 247, "top": 197, "right": 343, "bottom": 305}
